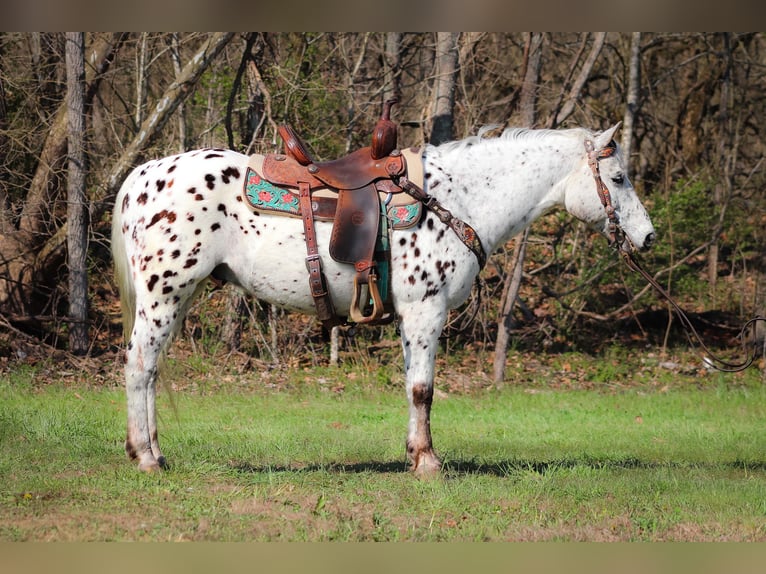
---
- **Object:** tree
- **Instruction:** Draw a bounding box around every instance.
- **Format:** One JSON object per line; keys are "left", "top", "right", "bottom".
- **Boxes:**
{"left": 708, "top": 32, "right": 733, "bottom": 292}
{"left": 168, "top": 33, "right": 189, "bottom": 152}
{"left": 1, "top": 32, "right": 765, "bottom": 360}
{"left": 49, "top": 32, "right": 235, "bottom": 263}
{"left": 383, "top": 32, "right": 402, "bottom": 103}
{"left": 0, "top": 50, "right": 11, "bottom": 233}
{"left": 429, "top": 32, "right": 460, "bottom": 145}
{"left": 549, "top": 32, "right": 606, "bottom": 129}
{"left": 0, "top": 32, "right": 125, "bottom": 334}
{"left": 65, "top": 31, "right": 88, "bottom": 354}
{"left": 621, "top": 32, "right": 642, "bottom": 179}
{"left": 0, "top": 32, "right": 233, "bottom": 345}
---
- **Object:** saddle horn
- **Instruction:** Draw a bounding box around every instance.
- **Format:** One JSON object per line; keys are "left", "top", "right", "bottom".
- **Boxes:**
{"left": 371, "top": 97, "right": 399, "bottom": 160}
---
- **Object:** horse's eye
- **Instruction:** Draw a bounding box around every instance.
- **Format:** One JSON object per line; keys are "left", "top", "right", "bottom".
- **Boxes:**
{"left": 611, "top": 174, "right": 624, "bottom": 185}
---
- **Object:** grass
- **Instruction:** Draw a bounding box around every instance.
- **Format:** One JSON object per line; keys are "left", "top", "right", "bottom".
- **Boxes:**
{"left": 1, "top": 353, "right": 765, "bottom": 542}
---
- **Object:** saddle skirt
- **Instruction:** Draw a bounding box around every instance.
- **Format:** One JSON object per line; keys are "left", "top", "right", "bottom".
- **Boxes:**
{"left": 242, "top": 147, "right": 423, "bottom": 229}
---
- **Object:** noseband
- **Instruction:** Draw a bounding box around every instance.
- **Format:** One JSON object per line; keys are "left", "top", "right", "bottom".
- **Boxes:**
{"left": 584, "top": 138, "right": 626, "bottom": 250}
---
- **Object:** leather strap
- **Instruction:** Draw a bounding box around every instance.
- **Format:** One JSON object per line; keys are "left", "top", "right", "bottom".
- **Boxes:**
{"left": 399, "top": 176, "right": 487, "bottom": 270}
{"left": 298, "top": 181, "right": 339, "bottom": 329}
{"left": 584, "top": 139, "right": 623, "bottom": 248}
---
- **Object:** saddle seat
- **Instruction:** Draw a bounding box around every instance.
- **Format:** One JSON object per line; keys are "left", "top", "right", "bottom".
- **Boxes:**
{"left": 248, "top": 99, "right": 418, "bottom": 328}
{"left": 275, "top": 97, "right": 401, "bottom": 192}
{"left": 279, "top": 97, "right": 398, "bottom": 166}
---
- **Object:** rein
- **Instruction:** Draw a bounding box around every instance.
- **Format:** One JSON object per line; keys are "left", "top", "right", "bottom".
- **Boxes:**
{"left": 620, "top": 250, "right": 764, "bottom": 372}
{"left": 586, "top": 139, "right": 764, "bottom": 373}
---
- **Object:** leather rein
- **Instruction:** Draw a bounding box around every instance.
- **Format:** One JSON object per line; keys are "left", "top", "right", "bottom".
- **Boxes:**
{"left": 586, "top": 139, "right": 764, "bottom": 373}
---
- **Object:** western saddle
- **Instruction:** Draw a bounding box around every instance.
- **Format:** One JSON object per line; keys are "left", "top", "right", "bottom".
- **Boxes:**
{"left": 258, "top": 98, "right": 409, "bottom": 329}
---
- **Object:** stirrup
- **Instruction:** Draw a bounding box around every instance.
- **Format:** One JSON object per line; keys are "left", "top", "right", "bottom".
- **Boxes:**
{"left": 349, "top": 273, "right": 390, "bottom": 324}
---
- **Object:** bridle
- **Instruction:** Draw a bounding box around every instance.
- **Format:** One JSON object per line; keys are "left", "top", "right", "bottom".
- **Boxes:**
{"left": 584, "top": 138, "right": 625, "bottom": 249}
{"left": 585, "top": 138, "right": 764, "bottom": 373}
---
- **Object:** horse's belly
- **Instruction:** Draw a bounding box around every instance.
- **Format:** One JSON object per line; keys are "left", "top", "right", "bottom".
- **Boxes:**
{"left": 223, "top": 216, "right": 358, "bottom": 316}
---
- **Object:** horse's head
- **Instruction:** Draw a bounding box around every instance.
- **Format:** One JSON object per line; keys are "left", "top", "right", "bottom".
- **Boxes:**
{"left": 564, "top": 123, "right": 655, "bottom": 253}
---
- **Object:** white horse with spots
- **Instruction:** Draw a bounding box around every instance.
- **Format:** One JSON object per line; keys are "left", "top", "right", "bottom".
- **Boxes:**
{"left": 112, "top": 123, "right": 655, "bottom": 475}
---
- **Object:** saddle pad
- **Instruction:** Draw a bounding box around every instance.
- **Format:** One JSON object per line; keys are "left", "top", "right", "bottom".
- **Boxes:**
{"left": 242, "top": 149, "right": 423, "bottom": 229}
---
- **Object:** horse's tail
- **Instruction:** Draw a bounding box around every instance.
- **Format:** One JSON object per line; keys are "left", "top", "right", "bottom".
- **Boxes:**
{"left": 111, "top": 170, "right": 139, "bottom": 346}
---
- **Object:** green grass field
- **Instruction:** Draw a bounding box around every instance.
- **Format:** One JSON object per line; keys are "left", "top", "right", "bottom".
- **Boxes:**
{"left": 1, "top": 354, "right": 765, "bottom": 541}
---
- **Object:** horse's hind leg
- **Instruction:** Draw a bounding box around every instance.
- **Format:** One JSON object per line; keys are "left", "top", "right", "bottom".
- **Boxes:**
{"left": 124, "top": 288, "right": 197, "bottom": 471}
{"left": 124, "top": 316, "right": 170, "bottom": 472}
{"left": 398, "top": 302, "right": 448, "bottom": 477}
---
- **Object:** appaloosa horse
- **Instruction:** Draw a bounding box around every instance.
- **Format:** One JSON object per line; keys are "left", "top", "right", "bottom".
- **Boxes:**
{"left": 111, "top": 122, "right": 655, "bottom": 475}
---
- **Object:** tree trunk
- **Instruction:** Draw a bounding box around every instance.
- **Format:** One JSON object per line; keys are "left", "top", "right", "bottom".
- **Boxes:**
{"left": 168, "top": 33, "right": 189, "bottom": 152}
{"left": 330, "top": 325, "right": 340, "bottom": 366}
{"left": 222, "top": 287, "right": 249, "bottom": 352}
{"left": 429, "top": 32, "right": 460, "bottom": 145}
{"left": 0, "top": 55, "right": 11, "bottom": 232}
{"left": 519, "top": 33, "right": 543, "bottom": 127}
{"left": 621, "top": 32, "right": 641, "bottom": 179}
{"left": 344, "top": 33, "right": 370, "bottom": 153}
{"left": 65, "top": 32, "right": 89, "bottom": 355}
{"left": 135, "top": 33, "right": 148, "bottom": 128}
{"left": 493, "top": 229, "right": 529, "bottom": 383}
{"left": 245, "top": 58, "right": 277, "bottom": 155}
{"left": 708, "top": 32, "right": 733, "bottom": 291}
{"left": 383, "top": 32, "right": 402, "bottom": 103}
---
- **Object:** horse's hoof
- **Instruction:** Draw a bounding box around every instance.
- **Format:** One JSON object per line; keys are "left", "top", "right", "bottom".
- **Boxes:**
{"left": 413, "top": 465, "right": 441, "bottom": 480}
{"left": 411, "top": 452, "right": 442, "bottom": 479}
{"left": 137, "top": 456, "right": 163, "bottom": 473}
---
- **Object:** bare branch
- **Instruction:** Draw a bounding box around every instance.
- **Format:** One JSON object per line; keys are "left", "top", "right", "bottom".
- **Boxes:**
{"left": 549, "top": 32, "right": 607, "bottom": 128}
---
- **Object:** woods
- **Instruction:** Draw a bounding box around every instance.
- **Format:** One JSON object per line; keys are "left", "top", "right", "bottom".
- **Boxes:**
{"left": 0, "top": 32, "right": 764, "bottom": 369}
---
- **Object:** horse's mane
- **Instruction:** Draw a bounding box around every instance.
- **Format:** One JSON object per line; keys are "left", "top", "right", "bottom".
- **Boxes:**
{"left": 435, "top": 125, "right": 590, "bottom": 154}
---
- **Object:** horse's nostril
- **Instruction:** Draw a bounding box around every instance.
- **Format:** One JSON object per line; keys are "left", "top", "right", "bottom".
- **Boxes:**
{"left": 643, "top": 232, "right": 656, "bottom": 251}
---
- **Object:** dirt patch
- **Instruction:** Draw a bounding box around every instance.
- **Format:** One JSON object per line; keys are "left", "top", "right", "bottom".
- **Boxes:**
{"left": 3, "top": 509, "right": 169, "bottom": 542}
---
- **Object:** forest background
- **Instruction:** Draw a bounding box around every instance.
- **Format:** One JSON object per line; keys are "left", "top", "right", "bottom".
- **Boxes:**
{"left": 0, "top": 32, "right": 764, "bottom": 381}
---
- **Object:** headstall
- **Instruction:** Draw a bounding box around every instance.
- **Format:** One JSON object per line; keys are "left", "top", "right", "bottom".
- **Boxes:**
{"left": 584, "top": 138, "right": 626, "bottom": 250}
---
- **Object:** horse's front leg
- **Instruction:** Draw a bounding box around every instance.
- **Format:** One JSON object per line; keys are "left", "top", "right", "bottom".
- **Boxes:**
{"left": 398, "top": 303, "right": 448, "bottom": 478}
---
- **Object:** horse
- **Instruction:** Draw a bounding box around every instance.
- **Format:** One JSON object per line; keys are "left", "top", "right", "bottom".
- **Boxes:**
{"left": 111, "top": 122, "right": 655, "bottom": 476}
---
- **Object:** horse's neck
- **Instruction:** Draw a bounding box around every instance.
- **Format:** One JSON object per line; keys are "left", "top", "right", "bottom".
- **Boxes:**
{"left": 425, "top": 134, "right": 578, "bottom": 253}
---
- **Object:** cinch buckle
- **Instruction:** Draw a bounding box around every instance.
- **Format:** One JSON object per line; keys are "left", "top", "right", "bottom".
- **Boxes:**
{"left": 305, "top": 253, "right": 321, "bottom": 272}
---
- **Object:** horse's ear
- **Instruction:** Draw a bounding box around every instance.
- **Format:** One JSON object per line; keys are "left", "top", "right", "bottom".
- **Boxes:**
{"left": 593, "top": 122, "right": 621, "bottom": 150}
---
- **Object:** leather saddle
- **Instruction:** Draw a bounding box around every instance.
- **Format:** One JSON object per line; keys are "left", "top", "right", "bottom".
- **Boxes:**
{"left": 258, "top": 98, "right": 410, "bottom": 329}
